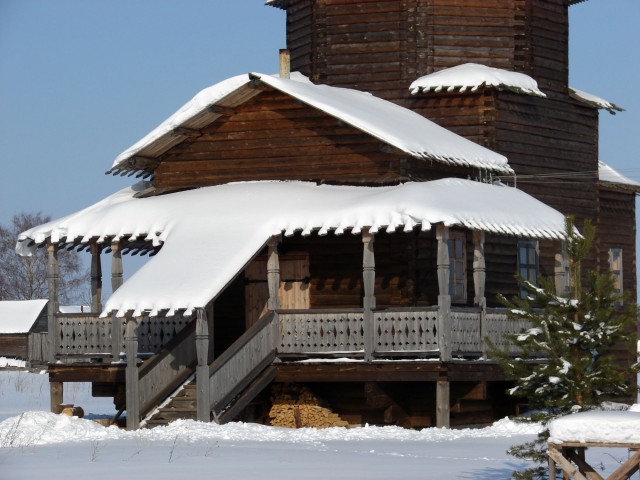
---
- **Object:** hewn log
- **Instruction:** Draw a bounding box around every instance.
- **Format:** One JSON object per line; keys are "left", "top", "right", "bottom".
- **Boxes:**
{"left": 111, "top": 240, "right": 123, "bottom": 293}
{"left": 473, "top": 230, "right": 486, "bottom": 307}
{"left": 267, "top": 236, "right": 280, "bottom": 312}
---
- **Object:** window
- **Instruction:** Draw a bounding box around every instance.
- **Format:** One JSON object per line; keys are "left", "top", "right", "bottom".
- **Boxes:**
{"left": 609, "top": 248, "right": 623, "bottom": 300}
{"left": 448, "top": 232, "right": 466, "bottom": 302}
{"left": 518, "top": 240, "right": 538, "bottom": 298}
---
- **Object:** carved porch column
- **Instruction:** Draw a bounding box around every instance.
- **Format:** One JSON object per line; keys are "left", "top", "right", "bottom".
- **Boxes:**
{"left": 111, "top": 240, "right": 123, "bottom": 363}
{"left": 473, "top": 231, "right": 488, "bottom": 357}
{"left": 125, "top": 315, "right": 140, "bottom": 430}
{"left": 196, "top": 308, "right": 211, "bottom": 422}
{"left": 362, "top": 229, "right": 376, "bottom": 362}
{"left": 436, "top": 225, "right": 451, "bottom": 362}
{"left": 47, "top": 240, "right": 59, "bottom": 364}
{"left": 267, "top": 236, "right": 280, "bottom": 312}
{"left": 555, "top": 241, "right": 569, "bottom": 296}
{"left": 90, "top": 240, "right": 102, "bottom": 313}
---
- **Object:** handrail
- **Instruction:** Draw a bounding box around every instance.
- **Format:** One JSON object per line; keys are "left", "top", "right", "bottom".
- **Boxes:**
{"left": 138, "top": 319, "right": 197, "bottom": 418}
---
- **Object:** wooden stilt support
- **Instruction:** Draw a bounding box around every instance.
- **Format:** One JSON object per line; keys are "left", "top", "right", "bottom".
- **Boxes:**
{"left": 125, "top": 315, "right": 140, "bottom": 430}
{"left": 50, "top": 381, "right": 63, "bottom": 413}
{"left": 436, "top": 378, "right": 450, "bottom": 428}
{"left": 196, "top": 308, "right": 211, "bottom": 422}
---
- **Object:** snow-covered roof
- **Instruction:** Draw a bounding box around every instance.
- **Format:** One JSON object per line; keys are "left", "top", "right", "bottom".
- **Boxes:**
{"left": 111, "top": 72, "right": 512, "bottom": 176}
{"left": 410, "top": 63, "right": 546, "bottom": 98}
{"left": 569, "top": 87, "right": 623, "bottom": 114}
{"left": 17, "top": 179, "right": 567, "bottom": 318}
{"left": 599, "top": 161, "right": 640, "bottom": 191}
{"left": 0, "top": 300, "right": 47, "bottom": 334}
{"left": 549, "top": 410, "right": 640, "bottom": 444}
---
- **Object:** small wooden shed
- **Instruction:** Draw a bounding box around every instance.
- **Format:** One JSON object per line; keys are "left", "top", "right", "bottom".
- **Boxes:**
{"left": 0, "top": 299, "right": 48, "bottom": 363}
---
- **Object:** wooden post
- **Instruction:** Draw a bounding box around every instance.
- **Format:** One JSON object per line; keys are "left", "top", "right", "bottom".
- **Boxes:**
{"left": 90, "top": 240, "right": 102, "bottom": 313}
{"left": 436, "top": 225, "right": 451, "bottom": 361}
{"left": 50, "top": 381, "right": 63, "bottom": 414}
{"left": 125, "top": 315, "right": 140, "bottom": 430}
{"left": 47, "top": 240, "right": 59, "bottom": 364}
{"left": 196, "top": 308, "right": 211, "bottom": 422}
{"left": 111, "top": 241, "right": 123, "bottom": 363}
{"left": 362, "top": 229, "right": 376, "bottom": 362}
{"left": 436, "top": 378, "right": 450, "bottom": 428}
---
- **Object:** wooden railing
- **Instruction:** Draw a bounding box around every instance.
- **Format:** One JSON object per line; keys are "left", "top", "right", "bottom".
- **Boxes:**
{"left": 209, "top": 311, "right": 278, "bottom": 414}
{"left": 374, "top": 307, "right": 439, "bottom": 354}
{"left": 54, "top": 313, "right": 190, "bottom": 359}
{"left": 277, "top": 306, "right": 526, "bottom": 359}
{"left": 139, "top": 320, "right": 197, "bottom": 418}
{"left": 279, "top": 309, "right": 365, "bottom": 354}
{"left": 450, "top": 307, "right": 483, "bottom": 354}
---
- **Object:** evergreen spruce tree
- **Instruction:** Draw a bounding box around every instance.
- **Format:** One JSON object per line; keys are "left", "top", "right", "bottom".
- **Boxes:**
{"left": 489, "top": 217, "right": 638, "bottom": 480}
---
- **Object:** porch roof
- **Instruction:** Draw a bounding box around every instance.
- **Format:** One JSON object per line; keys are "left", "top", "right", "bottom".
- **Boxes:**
{"left": 16, "top": 179, "right": 567, "bottom": 318}
{"left": 0, "top": 299, "right": 47, "bottom": 334}
{"left": 110, "top": 72, "right": 512, "bottom": 176}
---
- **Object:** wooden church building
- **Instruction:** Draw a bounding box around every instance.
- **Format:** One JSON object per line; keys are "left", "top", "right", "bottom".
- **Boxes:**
{"left": 16, "top": 0, "right": 637, "bottom": 430}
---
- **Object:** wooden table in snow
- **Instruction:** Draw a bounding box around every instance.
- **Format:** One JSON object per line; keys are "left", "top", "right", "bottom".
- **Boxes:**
{"left": 548, "top": 442, "right": 640, "bottom": 480}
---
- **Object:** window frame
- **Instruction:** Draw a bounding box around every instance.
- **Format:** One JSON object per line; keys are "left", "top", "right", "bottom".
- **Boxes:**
{"left": 517, "top": 239, "right": 539, "bottom": 298}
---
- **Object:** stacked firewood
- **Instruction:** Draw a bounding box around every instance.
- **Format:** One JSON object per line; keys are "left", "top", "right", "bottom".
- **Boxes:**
{"left": 268, "top": 383, "right": 348, "bottom": 428}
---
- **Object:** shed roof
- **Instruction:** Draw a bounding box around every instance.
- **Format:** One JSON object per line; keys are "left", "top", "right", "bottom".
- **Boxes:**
{"left": 17, "top": 179, "right": 568, "bottom": 318}
{"left": 569, "top": 88, "right": 624, "bottom": 114}
{"left": 110, "top": 72, "right": 512, "bottom": 176}
{"left": 0, "top": 299, "right": 47, "bottom": 334}
{"left": 599, "top": 161, "right": 640, "bottom": 192}
{"left": 410, "top": 63, "right": 546, "bottom": 98}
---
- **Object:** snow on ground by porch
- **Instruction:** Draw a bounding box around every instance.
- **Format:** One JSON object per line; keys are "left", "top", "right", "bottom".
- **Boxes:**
{"left": 0, "top": 370, "right": 636, "bottom": 480}
{"left": 0, "top": 299, "right": 47, "bottom": 334}
{"left": 549, "top": 410, "right": 640, "bottom": 444}
{"left": 409, "top": 63, "right": 546, "bottom": 98}
{"left": 16, "top": 179, "right": 568, "bottom": 318}
{"left": 112, "top": 71, "right": 512, "bottom": 174}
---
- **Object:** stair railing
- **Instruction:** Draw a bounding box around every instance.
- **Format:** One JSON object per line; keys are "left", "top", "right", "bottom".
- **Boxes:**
{"left": 208, "top": 311, "right": 278, "bottom": 416}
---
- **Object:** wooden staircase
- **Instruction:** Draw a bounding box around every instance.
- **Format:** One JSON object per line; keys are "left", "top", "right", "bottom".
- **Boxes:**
{"left": 142, "top": 312, "right": 278, "bottom": 428}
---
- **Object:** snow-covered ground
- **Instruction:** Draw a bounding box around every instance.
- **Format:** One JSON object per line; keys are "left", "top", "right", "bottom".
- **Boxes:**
{"left": 0, "top": 368, "right": 636, "bottom": 479}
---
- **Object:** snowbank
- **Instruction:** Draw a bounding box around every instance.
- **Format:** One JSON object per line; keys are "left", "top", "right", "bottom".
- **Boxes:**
{"left": 549, "top": 410, "right": 640, "bottom": 444}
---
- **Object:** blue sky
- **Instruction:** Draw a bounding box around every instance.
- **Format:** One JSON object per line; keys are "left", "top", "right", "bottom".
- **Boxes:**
{"left": 0, "top": 0, "right": 638, "bottom": 294}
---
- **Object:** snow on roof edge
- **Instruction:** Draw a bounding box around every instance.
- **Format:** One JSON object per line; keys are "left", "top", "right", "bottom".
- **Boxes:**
{"left": 598, "top": 161, "right": 640, "bottom": 190}
{"left": 569, "top": 87, "right": 624, "bottom": 114}
{"left": 16, "top": 179, "right": 566, "bottom": 318}
{"left": 410, "top": 63, "right": 546, "bottom": 98}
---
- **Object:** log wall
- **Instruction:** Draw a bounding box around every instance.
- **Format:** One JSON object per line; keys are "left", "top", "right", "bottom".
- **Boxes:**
{"left": 0, "top": 334, "right": 28, "bottom": 359}
{"left": 283, "top": 0, "right": 570, "bottom": 104}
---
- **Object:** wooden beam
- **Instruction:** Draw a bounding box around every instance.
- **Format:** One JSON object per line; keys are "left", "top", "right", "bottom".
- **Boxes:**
{"left": 279, "top": 49, "right": 291, "bottom": 79}
{"left": 111, "top": 240, "right": 123, "bottom": 293}
{"left": 196, "top": 308, "right": 211, "bottom": 423}
{"left": 50, "top": 381, "right": 63, "bottom": 414}
{"left": 125, "top": 316, "right": 140, "bottom": 430}
{"left": 90, "top": 240, "right": 102, "bottom": 313}
{"left": 362, "top": 229, "right": 376, "bottom": 362}
{"left": 555, "top": 241, "right": 568, "bottom": 296}
{"left": 47, "top": 240, "right": 59, "bottom": 364}
{"left": 564, "top": 448, "right": 605, "bottom": 480}
{"left": 547, "top": 447, "right": 588, "bottom": 480}
{"left": 607, "top": 449, "right": 640, "bottom": 480}
{"left": 208, "top": 105, "right": 237, "bottom": 116}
